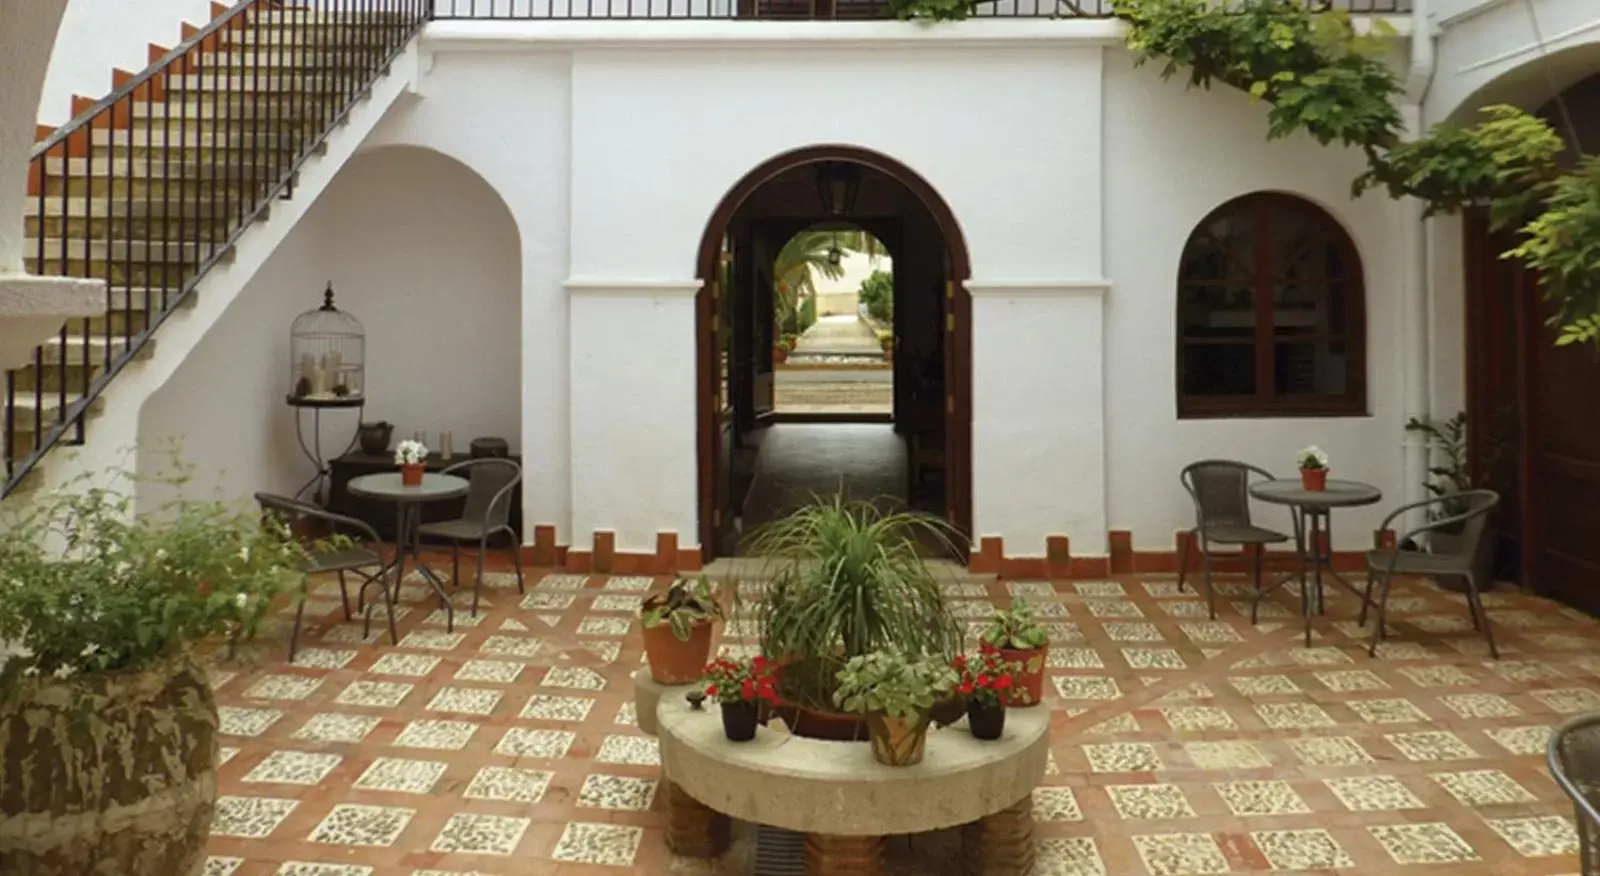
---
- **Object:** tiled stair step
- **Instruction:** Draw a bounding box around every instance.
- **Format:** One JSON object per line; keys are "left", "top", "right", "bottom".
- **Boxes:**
{"left": 250, "top": 10, "right": 414, "bottom": 25}
{"left": 24, "top": 256, "right": 198, "bottom": 288}
{"left": 5, "top": 393, "right": 106, "bottom": 434}
{"left": 90, "top": 126, "right": 305, "bottom": 152}
{"left": 199, "top": 49, "right": 372, "bottom": 71}
{"left": 32, "top": 238, "right": 220, "bottom": 264}
{"left": 28, "top": 194, "right": 279, "bottom": 222}
{"left": 226, "top": 28, "right": 402, "bottom": 48}
{"left": 36, "top": 333, "right": 153, "bottom": 368}
{"left": 37, "top": 172, "right": 286, "bottom": 201}
{"left": 130, "top": 96, "right": 346, "bottom": 121}
{"left": 28, "top": 208, "right": 262, "bottom": 244}
{"left": 41, "top": 156, "right": 283, "bottom": 182}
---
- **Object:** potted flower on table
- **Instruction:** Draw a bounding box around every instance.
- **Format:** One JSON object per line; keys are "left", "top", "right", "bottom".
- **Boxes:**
{"left": 395, "top": 439, "right": 428, "bottom": 486}
{"left": 952, "top": 651, "right": 1021, "bottom": 740}
{"left": 701, "top": 655, "right": 781, "bottom": 741}
{"left": 833, "top": 650, "right": 958, "bottom": 766}
{"left": 641, "top": 576, "right": 725, "bottom": 685}
{"left": 980, "top": 599, "right": 1049, "bottom": 707}
{"left": 1297, "top": 445, "right": 1330, "bottom": 492}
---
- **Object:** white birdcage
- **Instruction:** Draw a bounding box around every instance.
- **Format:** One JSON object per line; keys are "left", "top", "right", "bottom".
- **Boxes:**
{"left": 289, "top": 284, "right": 364, "bottom": 404}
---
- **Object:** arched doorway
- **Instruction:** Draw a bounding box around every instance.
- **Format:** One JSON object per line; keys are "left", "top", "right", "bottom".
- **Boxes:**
{"left": 1462, "top": 73, "right": 1600, "bottom": 611}
{"left": 694, "top": 145, "right": 972, "bottom": 561}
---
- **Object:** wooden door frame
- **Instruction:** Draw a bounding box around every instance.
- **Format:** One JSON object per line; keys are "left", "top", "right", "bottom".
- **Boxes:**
{"left": 694, "top": 145, "right": 973, "bottom": 562}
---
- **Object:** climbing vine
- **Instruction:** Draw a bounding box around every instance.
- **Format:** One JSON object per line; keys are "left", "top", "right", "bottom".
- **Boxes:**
{"left": 1110, "top": 0, "right": 1600, "bottom": 347}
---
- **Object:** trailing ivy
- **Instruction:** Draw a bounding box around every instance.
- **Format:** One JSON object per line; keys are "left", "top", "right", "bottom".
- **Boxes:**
{"left": 1111, "top": 0, "right": 1600, "bottom": 347}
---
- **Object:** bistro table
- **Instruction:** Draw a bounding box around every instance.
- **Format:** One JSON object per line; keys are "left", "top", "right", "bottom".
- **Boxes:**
{"left": 1248, "top": 478, "right": 1383, "bottom": 646}
{"left": 348, "top": 472, "right": 469, "bottom": 634}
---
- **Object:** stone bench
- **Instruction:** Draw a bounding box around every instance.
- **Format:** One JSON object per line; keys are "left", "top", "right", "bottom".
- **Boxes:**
{"left": 634, "top": 669, "right": 1049, "bottom": 875}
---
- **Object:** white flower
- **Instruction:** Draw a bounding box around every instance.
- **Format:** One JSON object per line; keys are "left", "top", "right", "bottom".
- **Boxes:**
{"left": 236, "top": 593, "right": 250, "bottom": 608}
{"left": 155, "top": 548, "right": 168, "bottom": 562}
{"left": 80, "top": 644, "right": 99, "bottom": 657}
{"left": 394, "top": 439, "right": 428, "bottom": 466}
{"left": 22, "top": 666, "right": 39, "bottom": 677}
{"left": 238, "top": 545, "right": 251, "bottom": 562}
{"left": 52, "top": 665, "right": 75, "bottom": 679}
{"left": 1297, "top": 445, "right": 1330, "bottom": 470}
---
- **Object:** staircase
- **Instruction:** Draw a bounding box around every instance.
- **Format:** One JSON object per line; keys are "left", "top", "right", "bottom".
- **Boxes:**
{"left": 9, "top": 0, "right": 428, "bottom": 496}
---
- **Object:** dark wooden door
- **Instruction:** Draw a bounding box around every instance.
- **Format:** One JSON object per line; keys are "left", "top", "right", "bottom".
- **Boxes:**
{"left": 1466, "top": 211, "right": 1600, "bottom": 612}
{"left": 944, "top": 269, "right": 972, "bottom": 542}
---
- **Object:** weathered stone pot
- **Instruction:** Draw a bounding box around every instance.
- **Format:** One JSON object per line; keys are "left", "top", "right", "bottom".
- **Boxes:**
{"left": 0, "top": 655, "right": 220, "bottom": 876}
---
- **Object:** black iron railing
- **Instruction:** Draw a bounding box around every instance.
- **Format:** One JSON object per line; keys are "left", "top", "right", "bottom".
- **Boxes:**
{"left": 10, "top": 0, "right": 429, "bottom": 495}
{"left": 430, "top": 0, "right": 1408, "bottom": 19}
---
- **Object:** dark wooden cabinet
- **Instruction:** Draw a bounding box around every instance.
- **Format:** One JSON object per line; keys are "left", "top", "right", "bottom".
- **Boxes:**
{"left": 328, "top": 452, "right": 524, "bottom": 542}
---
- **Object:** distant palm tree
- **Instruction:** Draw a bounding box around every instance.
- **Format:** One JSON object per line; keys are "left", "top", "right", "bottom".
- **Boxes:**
{"left": 772, "top": 230, "right": 848, "bottom": 319}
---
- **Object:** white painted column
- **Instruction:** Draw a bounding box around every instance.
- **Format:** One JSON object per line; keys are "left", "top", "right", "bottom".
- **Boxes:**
{"left": 565, "top": 279, "right": 701, "bottom": 554}
{"left": 967, "top": 279, "right": 1109, "bottom": 559}
{"left": 1400, "top": 0, "right": 1437, "bottom": 533}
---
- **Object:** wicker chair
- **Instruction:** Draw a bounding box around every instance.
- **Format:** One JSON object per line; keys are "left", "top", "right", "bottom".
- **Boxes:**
{"left": 1178, "top": 460, "right": 1297, "bottom": 621}
{"left": 255, "top": 492, "right": 397, "bottom": 661}
{"left": 1550, "top": 713, "right": 1600, "bottom": 874}
{"left": 1357, "top": 490, "right": 1500, "bottom": 658}
{"left": 416, "top": 458, "right": 525, "bottom": 616}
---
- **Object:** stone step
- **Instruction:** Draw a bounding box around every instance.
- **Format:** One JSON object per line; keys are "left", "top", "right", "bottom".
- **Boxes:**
{"left": 5, "top": 392, "right": 106, "bottom": 434}
{"left": 24, "top": 250, "right": 210, "bottom": 287}
{"left": 194, "top": 49, "right": 368, "bottom": 71}
{"left": 87, "top": 125, "right": 304, "bottom": 152}
{"left": 131, "top": 96, "right": 344, "bottom": 122}
{"left": 32, "top": 238, "right": 219, "bottom": 265}
{"left": 28, "top": 212, "right": 241, "bottom": 245}
{"left": 27, "top": 193, "right": 277, "bottom": 222}
{"left": 225, "top": 27, "right": 401, "bottom": 48}
{"left": 165, "top": 72, "right": 367, "bottom": 93}
{"left": 36, "top": 169, "right": 288, "bottom": 201}
{"left": 41, "top": 155, "right": 283, "bottom": 182}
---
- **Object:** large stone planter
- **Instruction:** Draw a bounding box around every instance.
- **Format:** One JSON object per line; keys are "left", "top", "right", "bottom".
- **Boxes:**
{"left": 0, "top": 655, "right": 219, "bottom": 875}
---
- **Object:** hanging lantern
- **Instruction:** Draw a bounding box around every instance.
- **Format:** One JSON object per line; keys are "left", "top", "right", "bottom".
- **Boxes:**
{"left": 814, "top": 162, "right": 861, "bottom": 217}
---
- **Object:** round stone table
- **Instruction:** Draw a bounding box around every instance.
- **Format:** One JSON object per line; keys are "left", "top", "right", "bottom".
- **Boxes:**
{"left": 656, "top": 691, "right": 1050, "bottom": 875}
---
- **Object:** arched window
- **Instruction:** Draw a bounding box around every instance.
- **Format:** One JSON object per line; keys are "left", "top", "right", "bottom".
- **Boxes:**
{"left": 1176, "top": 193, "right": 1366, "bottom": 418}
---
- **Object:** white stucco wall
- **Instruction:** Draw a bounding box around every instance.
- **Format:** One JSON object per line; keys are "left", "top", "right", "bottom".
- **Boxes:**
{"left": 37, "top": 0, "right": 216, "bottom": 125}
{"left": 1102, "top": 52, "right": 1407, "bottom": 553}
{"left": 139, "top": 143, "right": 522, "bottom": 504}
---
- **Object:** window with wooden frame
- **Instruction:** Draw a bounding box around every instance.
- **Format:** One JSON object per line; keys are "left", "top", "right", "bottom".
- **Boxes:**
{"left": 1176, "top": 192, "right": 1367, "bottom": 418}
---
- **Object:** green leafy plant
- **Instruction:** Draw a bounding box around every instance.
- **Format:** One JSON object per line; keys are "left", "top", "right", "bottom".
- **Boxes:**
{"left": 952, "top": 650, "right": 1021, "bottom": 708}
{"left": 859, "top": 270, "right": 894, "bottom": 324}
{"left": 887, "top": 0, "right": 971, "bottom": 21}
{"left": 981, "top": 599, "right": 1048, "bottom": 650}
{"left": 641, "top": 576, "right": 724, "bottom": 642}
{"left": 744, "top": 495, "right": 962, "bottom": 709}
{"left": 1506, "top": 156, "right": 1600, "bottom": 347}
{"left": 0, "top": 467, "right": 308, "bottom": 691}
{"left": 833, "top": 650, "right": 959, "bottom": 719}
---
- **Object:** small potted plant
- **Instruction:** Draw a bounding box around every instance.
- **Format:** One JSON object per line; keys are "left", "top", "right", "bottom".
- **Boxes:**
{"left": 952, "top": 651, "right": 1021, "bottom": 740}
{"left": 641, "top": 576, "right": 725, "bottom": 685}
{"left": 878, "top": 329, "right": 893, "bottom": 360}
{"left": 833, "top": 650, "right": 958, "bottom": 766}
{"left": 394, "top": 439, "right": 428, "bottom": 486}
{"left": 1297, "top": 445, "right": 1330, "bottom": 492}
{"left": 980, "top": 599, "right": 1049, "bottom": 707}
{"left": 701, "top": 655, "right": 781, "bottom": 741}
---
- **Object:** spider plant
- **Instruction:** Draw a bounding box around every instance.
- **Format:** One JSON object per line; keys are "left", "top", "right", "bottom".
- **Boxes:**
{"left": 741, "top": 495, "right": 962, "bottom": 710}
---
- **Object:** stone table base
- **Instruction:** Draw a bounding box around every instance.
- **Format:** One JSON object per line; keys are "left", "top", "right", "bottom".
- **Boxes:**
{"left": 961, "top": 796, "right": 1035, "bottom": 876}
{"left": 805, "top": 833, "right": 886, "bottom": 876}
{"left": 665, "top": 781, "right": 730, "bottom": 858}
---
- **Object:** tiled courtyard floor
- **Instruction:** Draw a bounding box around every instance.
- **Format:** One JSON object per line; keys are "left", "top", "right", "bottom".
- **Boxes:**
{"left": 203, "top": 557, "right": 1593, "bottom": 875}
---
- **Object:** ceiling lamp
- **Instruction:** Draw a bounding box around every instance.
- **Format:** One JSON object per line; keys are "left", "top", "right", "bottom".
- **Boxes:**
{"left": 827, "top": 236, "right": 843, "bottom": 267}
{"left": 814, "top": 162, "right": 861, "bottom": 217}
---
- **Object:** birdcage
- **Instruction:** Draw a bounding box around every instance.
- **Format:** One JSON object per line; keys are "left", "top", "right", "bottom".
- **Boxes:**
{"left": 288, "top": 284, "right": 364, "bottom": 405}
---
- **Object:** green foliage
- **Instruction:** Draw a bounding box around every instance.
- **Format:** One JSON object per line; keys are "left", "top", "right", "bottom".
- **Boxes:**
{"left": 0, "top": 466, "right": 309, "bottom": 690}
{"left": 1354, "top": 106, "right": 1565, "bottom": 223}
{"left": 1111, "top": 0, "right": 1402, "bottom": 149}
{"left": 859, "top": 270, "right": 894, "bottom": 323}
{"left": 773, "top": 231, "right": 847, "bottom": 327}
{"left": 641, "top": 575, "right": 724, "bottom": 642}
{"left": 833, "top": 650, "right": 959, "bottom": 720}
{"left": 743, "top": 495, "right": 962, "bottom": 709}
{"left": 799, "top": 289, "right": 819, "bottom": 334}
{"left": 1506, "top": 156, "right": 1600, "bottom": 347}
{"left": 1112, "top": 0, "right": 1600, "bottom": 348}
{"left": 886, "top": 0, "right": 971, "bottom": 21}
{"left": 1405, "top": 412, "right": 1476, "bottom": 521}
{"left": 982, "top": 598, "right": 1048, "bottom": 650}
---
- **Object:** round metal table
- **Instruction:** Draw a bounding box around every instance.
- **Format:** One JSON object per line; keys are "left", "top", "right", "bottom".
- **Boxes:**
{"left": 1249, "top": 478, "right": 1383, "bottom": 646}
{"left": 348, "top": 472, "right": 469, "bottom": 633}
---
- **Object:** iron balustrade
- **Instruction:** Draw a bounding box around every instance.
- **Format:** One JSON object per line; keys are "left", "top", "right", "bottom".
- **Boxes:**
{"left": 9, "top": 0, "right": 429, "bottom": 496}
{"left": 429, "top": 0, "right": 1409, "bottom": 19}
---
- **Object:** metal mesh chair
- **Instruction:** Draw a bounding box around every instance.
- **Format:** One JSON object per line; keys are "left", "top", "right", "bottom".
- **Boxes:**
{"left": 255, "top": 492, "right": 396, "bottom": 661}
{"left": 1551, "top": 714, "right": 1600, "bottom": 875}
{"left": 416, "top": 458, "right": 525, "bottom": 616}
{"left": 1178, "top": 460, "right": 1296, "bottom": 620}
{"left": 1358, "top": 489, "right": 1500, "bottom": 657}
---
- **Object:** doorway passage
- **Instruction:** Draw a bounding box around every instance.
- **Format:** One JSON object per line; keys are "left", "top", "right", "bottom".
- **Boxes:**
{"left": 695, "top": 147, "right": 973, "bottom": 561}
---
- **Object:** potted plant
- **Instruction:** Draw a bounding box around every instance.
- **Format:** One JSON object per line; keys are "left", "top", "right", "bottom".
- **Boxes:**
{"left": 877, "top": 329, "right": 894, "bottom": 360}
{"left": 1297, "top": 445, "right": 1330, "bottom": 492}
{"left": 773, "top": 337, "right": 791, "bottom": 365}
{"left": 953, "top": 650, "right": 1021, "bottom": 740}
{"left": 980, "top": 599, "right": 1049, "bottom": 707}
{"left": 833, "top": 650, "right": 958, "bottom": 766}
{"left": 394, "top": 438, "right": 428, "bottom": 486}
{"left": 641, "top": 576, "right": 724, "bottom": 685}
{"left": 700, "top": 655, "right": 781, "bottom": 741}
{"left": 0, "top": 467, "right": 307, "bottom": 875}
{"left": 744, "top": 496, "right": 962, "bottom": 740}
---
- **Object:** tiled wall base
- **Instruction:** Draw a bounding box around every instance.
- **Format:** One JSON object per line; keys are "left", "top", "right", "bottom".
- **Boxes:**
{"left": 970, "top": 529, "right": 1395, "bottom": 578}
{"left": 519, "top": 527, "right": 703, "bottom": 576}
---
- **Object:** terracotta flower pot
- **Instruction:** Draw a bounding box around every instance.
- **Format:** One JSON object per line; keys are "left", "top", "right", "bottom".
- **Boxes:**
{"left": 0, "top": 656, "right": 218, "bottom": 875}
{"left": 641, "top": 619, "right": 714, "bottom": 685}
{"left": 996, "top": 644, "right": 1048, "bottom": 707}
{"left": 865, "top": 712, "right": 931, "bottom": 766}
{"left": 1300, "top": 467, "right": 1328, "bottom": 491}
{"left": 721, "top": 700, "right": 759, "bottom": 741}
{"left": 967, "top": 699, "right": 1006, "bottom": 740}
{"left": 773, "top": 346, "right": 789, "bottom": 364}
{"left": 400, "top": 463, "right": 425, "bottom": 486}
